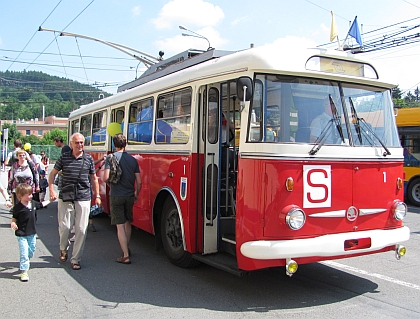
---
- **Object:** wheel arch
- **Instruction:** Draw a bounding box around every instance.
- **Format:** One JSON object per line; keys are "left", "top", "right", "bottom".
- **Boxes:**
{"left": 153, "top": 187, "right": 186, "bottom": 251}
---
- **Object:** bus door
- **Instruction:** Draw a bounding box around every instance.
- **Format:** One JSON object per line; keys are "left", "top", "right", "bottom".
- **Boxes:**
{"left": 201, "top": 86, "right": 221, "bottom": 254}
{"left": 220, "top": 81, "right": 238, "bottom": 247}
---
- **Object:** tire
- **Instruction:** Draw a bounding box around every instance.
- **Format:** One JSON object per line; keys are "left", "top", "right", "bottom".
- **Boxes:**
{"left": 160, "top": 198, "right": 200, "bottom": 268}
{"left": 407, "top": 178, "right": 420, "bottom": 207}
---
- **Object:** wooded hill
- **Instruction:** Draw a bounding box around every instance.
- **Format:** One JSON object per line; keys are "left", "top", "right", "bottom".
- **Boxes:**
{"left": 0, "top": 70, "right": 111, "bottom": 120}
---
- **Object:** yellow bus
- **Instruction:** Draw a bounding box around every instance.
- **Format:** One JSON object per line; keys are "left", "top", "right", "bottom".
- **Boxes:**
{"left": 396, "top": 107, "right": 420, "bottom": 206}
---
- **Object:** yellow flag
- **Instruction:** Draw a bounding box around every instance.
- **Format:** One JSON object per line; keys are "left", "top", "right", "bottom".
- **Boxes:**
{"left": 330, "top": 11, "right": 338, "bottom": 42}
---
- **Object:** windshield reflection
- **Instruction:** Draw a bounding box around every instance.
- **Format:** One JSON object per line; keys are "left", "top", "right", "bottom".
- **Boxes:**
{"left": 248, "top": 74, "right": 400, "bottom": 148}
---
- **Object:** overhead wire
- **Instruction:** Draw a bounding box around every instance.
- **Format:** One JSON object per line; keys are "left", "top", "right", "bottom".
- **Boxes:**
{"left": 26, "top": 0, "right": 95, "bottom": 69}
{"left": 6, "top": 0, "right": 63, "bottom": 71}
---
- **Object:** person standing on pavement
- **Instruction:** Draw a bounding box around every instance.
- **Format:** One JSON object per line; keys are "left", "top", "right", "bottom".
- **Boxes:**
{"left": 48, "top": 133, "right": 101, "bottom": 270}
{"left": 103, "top": 134, "right": 141, "bottom": 264}
{"left": 54, "top": 136, "right": 71, "bottom": 154}
{"left": 53, "top": 136, "right": 71, "bottom": 190}
{"left": 8, "top": 149, "right": 39, "bottom": 206}
{"left": 40, "top": 151, "right": 49, "bottom": 172}
{"left": 10, "top": 183, "right": 52, "bottom": 281}
{"left": 4, "top": 139, "right": 31, "bottom": 166}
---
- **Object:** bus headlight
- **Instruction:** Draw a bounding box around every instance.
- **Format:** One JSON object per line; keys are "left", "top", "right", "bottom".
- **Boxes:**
{"left": 286, "top": 208, "right": 306, "bottom": 230}
{"left": 392, "top": 201, "right": 407, "bottom": 221}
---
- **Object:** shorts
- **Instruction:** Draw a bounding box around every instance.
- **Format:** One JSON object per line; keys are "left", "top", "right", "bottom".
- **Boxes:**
{"left": 109, "top": 196, "right": 135, "bottom": 225}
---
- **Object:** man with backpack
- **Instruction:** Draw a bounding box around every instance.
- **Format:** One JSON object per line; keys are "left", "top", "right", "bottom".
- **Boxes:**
{"left": 103, "top": 134, "right": 141, "bottom": 264}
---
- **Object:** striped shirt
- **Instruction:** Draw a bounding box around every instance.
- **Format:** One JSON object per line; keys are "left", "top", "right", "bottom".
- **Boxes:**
{"left": 54, "top": 151, "right": 95, "bottom": 201}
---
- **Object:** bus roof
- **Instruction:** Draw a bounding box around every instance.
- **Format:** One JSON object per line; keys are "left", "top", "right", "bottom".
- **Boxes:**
{"left": 70, "top": 46, "right": 396, "bottom": 119}
{"left": 396, "top": 107, "right": 420, "bottom": 127}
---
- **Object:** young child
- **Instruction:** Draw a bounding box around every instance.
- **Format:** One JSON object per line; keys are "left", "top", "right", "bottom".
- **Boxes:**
{"left": 39, "top": 170, "right": 49, "bottom": 202}
{"left": 10, "top": 183, "right": 52, "bottom": 282}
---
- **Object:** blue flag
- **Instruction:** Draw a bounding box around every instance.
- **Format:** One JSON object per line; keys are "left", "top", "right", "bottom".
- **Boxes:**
{"left": 348, "top": 16, "right": 363, "bottom": 46}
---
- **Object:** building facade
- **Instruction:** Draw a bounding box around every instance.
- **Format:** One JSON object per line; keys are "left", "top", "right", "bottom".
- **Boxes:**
{"left": 1, "top": 116, "right": 68, "bottom": 137}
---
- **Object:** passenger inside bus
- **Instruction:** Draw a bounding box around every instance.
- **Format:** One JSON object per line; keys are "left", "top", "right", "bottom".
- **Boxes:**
{"left": 309, "top": 98, "right": 339, "bottom": 143}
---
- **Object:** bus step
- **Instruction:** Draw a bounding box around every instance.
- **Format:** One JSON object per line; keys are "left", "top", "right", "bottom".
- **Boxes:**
{"left": 192, "top": 252, "right": 248, "bottom": 277}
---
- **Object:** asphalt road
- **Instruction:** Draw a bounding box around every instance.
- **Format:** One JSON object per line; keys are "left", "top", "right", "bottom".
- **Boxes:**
{"left": 1, "top": 168, "right": 420, "bottom": 319}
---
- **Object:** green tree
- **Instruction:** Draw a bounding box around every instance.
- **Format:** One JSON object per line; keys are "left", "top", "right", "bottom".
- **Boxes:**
{"left": 392, "top": 86, "right": 403, "bottom": 99}
{"left": 21, "top": 135, "right": 41, "bottom": 145}
{"left": 41, "top": 127, "right": 68, "bottom": 145}
{"left": 2, "top": 123, "right": 22, "bottom": 143}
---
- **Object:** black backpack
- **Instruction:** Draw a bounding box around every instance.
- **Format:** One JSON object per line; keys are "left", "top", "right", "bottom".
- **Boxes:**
{"left": 107, "top": 154, "right": 122, "bottom": 184}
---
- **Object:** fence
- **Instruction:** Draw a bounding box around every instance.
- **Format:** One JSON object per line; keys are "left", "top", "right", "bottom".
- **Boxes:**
{"left": 3, "top": 145, "right": 63, "bottom": 161}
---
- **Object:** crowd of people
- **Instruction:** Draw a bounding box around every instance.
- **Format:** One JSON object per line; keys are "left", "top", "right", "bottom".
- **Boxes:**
{"left": 7, "top": 133, "right": 141, "bottom": 282}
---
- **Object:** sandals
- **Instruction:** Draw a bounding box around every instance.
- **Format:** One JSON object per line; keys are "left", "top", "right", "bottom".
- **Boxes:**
{"left": 116, "top": 256, "right": 131, "bottom": 264}
{"left": 59, "top": 251, "right": 68, "bottom": 262}
{"left": 71, "top": 263, "right": 81, "bottom": 270}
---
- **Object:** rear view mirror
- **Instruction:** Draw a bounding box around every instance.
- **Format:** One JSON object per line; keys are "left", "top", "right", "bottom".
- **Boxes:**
{"left": 236, "top": 77, "right": 253, "bottom": 102}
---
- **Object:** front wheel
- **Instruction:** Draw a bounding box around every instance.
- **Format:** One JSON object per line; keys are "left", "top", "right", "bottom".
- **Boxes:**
{"left": 407, "top": 178, "right": 420, "bottom": 206}
{"left": 161, "top": 198, "right": 200, "bottom": 268}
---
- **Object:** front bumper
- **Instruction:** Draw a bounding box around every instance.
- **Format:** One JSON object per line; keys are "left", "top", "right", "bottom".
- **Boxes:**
{"left": 240, "top": 226, "right": 410, "bottom": 260}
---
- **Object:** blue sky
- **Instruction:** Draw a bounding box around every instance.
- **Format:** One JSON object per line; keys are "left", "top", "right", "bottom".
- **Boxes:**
{"left": 1, "top": 0, "right": 419, "bottom": 95}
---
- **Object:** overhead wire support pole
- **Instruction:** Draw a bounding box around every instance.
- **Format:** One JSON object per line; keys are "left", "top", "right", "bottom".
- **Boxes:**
{"left": 38, "top": 26, "right": 160, "bottom": 68}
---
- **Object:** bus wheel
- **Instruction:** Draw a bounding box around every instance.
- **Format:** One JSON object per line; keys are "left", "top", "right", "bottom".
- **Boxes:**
{"left": 161, "top": 198, "right": 200, "bottom": 268}
{"left": 407, "top": 178, "right": 420, "bottom": 206}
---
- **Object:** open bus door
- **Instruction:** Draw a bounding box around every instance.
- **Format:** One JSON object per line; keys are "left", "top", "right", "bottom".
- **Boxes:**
{"left": 200, "top": 82, "right": 239, "bottom": 256}
{"left": 201, "top": 86, "right": 221, "bottom": 254}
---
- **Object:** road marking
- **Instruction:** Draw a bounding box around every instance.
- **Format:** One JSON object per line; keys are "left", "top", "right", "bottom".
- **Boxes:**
{"left": 322, "top": 260, "right": 420, "bottom": 291}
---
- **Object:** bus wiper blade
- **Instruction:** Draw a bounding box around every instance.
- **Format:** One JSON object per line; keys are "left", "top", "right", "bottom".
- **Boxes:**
{"left": 358, "top": 118, "right": 391, "bottom": 156}
{"left": 309, "top": 119, "right": 334, "bottom": 155}
{"left": 329, "top": 95, "right": 345, "bottom": 144}
{"left": 349, "top": 97, "right": 363, "bottom": 144}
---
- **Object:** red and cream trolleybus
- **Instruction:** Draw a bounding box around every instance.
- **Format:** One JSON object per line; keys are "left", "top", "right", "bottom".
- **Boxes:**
{"left": 68, "top": 44, "right": 410, "bottom": 275}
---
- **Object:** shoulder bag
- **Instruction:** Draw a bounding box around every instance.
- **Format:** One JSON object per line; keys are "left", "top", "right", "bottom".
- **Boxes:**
{"left": 61, "top": 156, "right": 85, "bottom": 202}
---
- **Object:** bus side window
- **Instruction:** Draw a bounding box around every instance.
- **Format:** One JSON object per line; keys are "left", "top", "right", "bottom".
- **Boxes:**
{"left": 155, "top": 88, "right": 191, "bottom": 144}
{"left": 80, "top": 115, "right": 92, "bottom": 146}
{"left": 92, "top": 111, "right": 107, "bottom": 146}
{"left": 128, "top": 98, "right": 154, "bottom": 145}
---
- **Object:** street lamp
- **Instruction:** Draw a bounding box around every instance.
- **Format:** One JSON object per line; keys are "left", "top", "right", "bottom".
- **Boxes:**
{"left": 179, "top": 25, "right": 213, "bottom": 51}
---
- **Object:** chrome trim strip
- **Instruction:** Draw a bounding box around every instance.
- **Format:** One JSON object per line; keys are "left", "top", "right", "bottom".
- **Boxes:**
{"left": 308, "top": 210, "right": 346, "bottom": 218}
{"left": 359, "top": 208, "right": 387, "bottom": 215}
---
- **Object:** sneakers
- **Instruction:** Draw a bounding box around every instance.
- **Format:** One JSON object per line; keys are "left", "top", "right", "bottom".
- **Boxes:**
{"left": 69, "top": 235, "right": 75, "bottom": 242}
{"left": 20, "top": 272, "right": 29, "bottom": 282}
{"left": 88, "top": 224, "right": 96, "bottom": 232}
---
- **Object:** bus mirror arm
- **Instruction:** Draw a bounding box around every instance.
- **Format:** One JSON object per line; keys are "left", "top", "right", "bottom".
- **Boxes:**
{"left": 240, "top": 85, "right": 247, "bottom": 112}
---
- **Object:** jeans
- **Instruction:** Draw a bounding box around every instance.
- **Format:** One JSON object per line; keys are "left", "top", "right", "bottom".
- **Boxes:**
{"left": 17, "top": 234, "right": 36, "bottom": 271}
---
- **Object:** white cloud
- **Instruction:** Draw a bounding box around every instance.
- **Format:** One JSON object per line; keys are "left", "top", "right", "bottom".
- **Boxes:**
{"left": 154, "top": 27, "right": 227, "bottom": 56}
{"left": 132, "top": 6, "right": 141, "bottom": 16}
{"left": 153, "top": 0, "right": 224, "bottom": 29}
{"left": 231, "top": 16, "right": 249, "bottom": 26}
{"left": 262, "top": 36, "right": 318, "bottom": 51}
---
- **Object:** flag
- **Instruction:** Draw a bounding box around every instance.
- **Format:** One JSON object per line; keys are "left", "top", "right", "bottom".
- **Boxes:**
{"left": 348, "top": 16, "right": 363, "bottom": 46}
{"left": 330, "top": 11, "right": 338, "bottom": 42}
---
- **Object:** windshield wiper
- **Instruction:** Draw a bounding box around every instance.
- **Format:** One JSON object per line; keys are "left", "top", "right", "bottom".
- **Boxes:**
{"left": 309, "top": 95, "right": 344, "bottom": 155}
{"left": 329, "top": 95, "right": 345, "bottom": 144}
{"left": 349, "top": 97, "right": 363, "bottom": 144}
{"left": 309, "top": 119, "right": 335, "bottom": 155}
{"left": 348, "top": 97, "right": 391, "bottom": 156}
